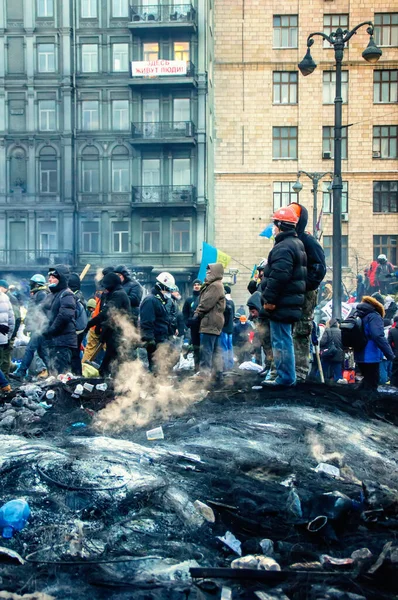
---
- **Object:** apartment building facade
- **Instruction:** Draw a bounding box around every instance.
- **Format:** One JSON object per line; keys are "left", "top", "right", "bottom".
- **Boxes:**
{"left": 0, "top": 0, "right": 213, "bottom": 291}
{"left": 214, "top": 0, "right": 398, "bottom": 304}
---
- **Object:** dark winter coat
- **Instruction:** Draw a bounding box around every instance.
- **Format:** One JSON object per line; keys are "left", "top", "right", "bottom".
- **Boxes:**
{"left": 140, "top": 287, "right": 172, "bottom": 344}
{"left": 320, "top": 320, "right": 344, "bottom": 363}
{"left": 182, "top": 291, "right": 201, "bottom": 327}
{"left": 247, "top": 291, "right": 262, "bottom": 315}
{"left": 354, "top": 296, "right": 395, "bottom": 363}
{"left": 260, "top": 230, "right": 307, "bottom": 323}
{"left": 195, "top": 263, "right": 226, "bottom": 335}
{"left": 223, "top": 299, "right": 235, "bottom": 334}
{"left": 165, "top": 297, "right": 178, "bottom": 334}
{"left": 42, "top": 266, "right": 77, "bottom": 349}
{"left": 388, "top": 324, "right": 398, "bottom": 358}
{"left": 122, "top": 277, "right": 143, "bottom": 323}
{"left": 87, "top": 272, "right": 130, "bottom": 343}
{"left": 295, "top": 204, "right": 326, "bottom": 292}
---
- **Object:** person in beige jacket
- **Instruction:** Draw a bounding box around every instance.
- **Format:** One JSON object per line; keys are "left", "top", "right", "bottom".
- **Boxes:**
{"left": 193, "top": 263, "right": 226, "bottom": 376}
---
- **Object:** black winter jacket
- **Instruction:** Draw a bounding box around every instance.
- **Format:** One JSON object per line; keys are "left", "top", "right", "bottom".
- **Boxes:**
{"left": 182, "top": 291, "right": 201, "bottom": 327}
{"left": 320, "top": 322, "right": 344, "bottom": 363}
{"left": 388, "top": 326, "right": 398, "bottom": 358}
{"left": 122, "top": 277, "right": 143, "bottom": 322}
{"left": 87, "top": 274, "right": 130, "bottom": 342}
{"left": 42, "top": 285, "right": 77, "bottom": 348}
{"left": 260, "top": 230, "right": 307, "bottom": 323}
{"left": 223, "top": 299, "right": 235, "bottom": 334}
{"left": 140, "top": 288, "right": 172, "bottom": 344}
{"left": 295, "top": 204, "right": 326, "bottom": 291}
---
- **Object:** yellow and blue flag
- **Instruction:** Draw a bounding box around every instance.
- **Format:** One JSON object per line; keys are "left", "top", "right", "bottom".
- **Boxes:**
{"left": 198, "top": 242, "right": 231, "bottom": 281}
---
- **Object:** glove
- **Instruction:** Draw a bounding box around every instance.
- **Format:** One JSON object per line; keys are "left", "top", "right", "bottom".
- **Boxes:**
{"left": 263, "top": 303, "right": 276, "bottom": 311}
{"left": 143, "top": 339, "right": 157, "bottom": 352}
{"left": 0, "top": 324, "right": 9, "bottom": 335}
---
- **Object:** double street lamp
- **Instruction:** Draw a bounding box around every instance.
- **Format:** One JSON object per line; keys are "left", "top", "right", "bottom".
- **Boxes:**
{"left": 292, "top": 171, "right": 333, "bottom": 239}
{"left": 298, "top": 23, "right": 382, "bottom": 319}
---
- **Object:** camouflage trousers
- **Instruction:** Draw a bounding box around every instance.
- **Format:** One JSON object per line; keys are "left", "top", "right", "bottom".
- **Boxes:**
{"left": 265, "top": 290, "right": 318, "bottom": 382}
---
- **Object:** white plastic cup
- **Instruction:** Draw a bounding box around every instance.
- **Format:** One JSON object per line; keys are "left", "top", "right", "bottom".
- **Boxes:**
{"left": 83, "top": 383, "right": 94, "bottom": 392}
{"left": 74, "top": 384, "right": 84, "bottom": 396}
{"left": 46, "top": 390, "right": 55, "bottom": 400}
{"left": 146, "top": 426, "right": 164, "bottom": 441}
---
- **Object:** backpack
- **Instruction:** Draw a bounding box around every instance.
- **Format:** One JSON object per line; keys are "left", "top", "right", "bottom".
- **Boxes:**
{"left": 340, "top": 312, "right": 367, "bottom": 351}
{"left": 60, "top": 290, "right": 88, "bottom": 333}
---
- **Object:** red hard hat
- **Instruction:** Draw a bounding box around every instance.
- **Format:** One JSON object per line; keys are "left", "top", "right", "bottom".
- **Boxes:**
{"left": 272, "top": 206, "right": 299, "bottom": 224}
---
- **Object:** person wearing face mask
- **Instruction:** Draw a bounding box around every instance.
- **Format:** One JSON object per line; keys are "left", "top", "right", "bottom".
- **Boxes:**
{"left": 260, "top": 207, "right": 307, "bottom": 388}
{"left": 182, "top": 279, "right": 202, "bottom": 372}
{"left": 139, "top": 272, "right": 176, "bottom": 372}
{"left": 41, "top": 265, "right": 77, "bottom": 376}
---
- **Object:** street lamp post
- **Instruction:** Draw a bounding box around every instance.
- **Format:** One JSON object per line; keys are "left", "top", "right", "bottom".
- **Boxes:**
{"left": 293, "top": 171, "right": 333, "bottom": 238}
{"left": 298, "top": 23, "right": 382, "bottom": 319}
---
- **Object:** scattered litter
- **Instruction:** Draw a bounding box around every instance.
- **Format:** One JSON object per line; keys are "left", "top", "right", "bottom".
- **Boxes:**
{"left": 74, "top": 384, "right": 84, "bottom": 396}
{"left": 83, "top": 382, "right": 94, "bottom": 392}
{"left": 286, "top": 488, "right": 302, "bottom": 518}
{"left": 146, "top": 426, "right": 164, "bottom": 441}
{"left": 0, "top": 546, "right": 25, "bottom": 565}
{"left": 259, "top": 539, "right": 274, "bottom": 557}
{"left": 254, "top": 591, "right": 290, "bottom": 600}
{"left": 0, "top": 499, "right": 30, "bottom": 539}
{"left": 239, "top": 361, "right": 263, "bottom": 372}
{"left": 314, "top": 463, "right": 340, "bottom": 478}
{"left": 320, "top": 554, "right": 354, "bottom": 566}
{"left": 252, "top": 386, "right": 263, "bottom": 390}
{"left": 193, "top": 500, "right": 216, "bottom": 523}
{"left": 95, "top": 383, "right": 108, "bottom": 392}
{"left": 280, "top": 474, "right": 296, "bottom": 487}
{"left": 164, "top": 487, "right": 205, "bottom": 529}
{"left": 231, "top": 554, "right": 281, "bottom": 571}
{"left": 368, "top": 541, "right": 394, "bottom": 574}
{"left": 307, "top": 515, "right": 328, "bottom": 532}
{"left": 221, "top": 587, "right": 232, "bottom": 600}
{"left": 45, "top": 390, "right": 55, "bottom": 400}
{"left": 217, "top": 531, "right": 242, "bottom": 556}
{"left": 66, "top": 422, "right": 87, "bottom": 432}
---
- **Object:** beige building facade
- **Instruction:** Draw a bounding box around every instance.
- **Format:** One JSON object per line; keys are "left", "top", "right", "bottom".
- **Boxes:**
{"left": 213, "top": 0, "right": 398, "bottom": 305}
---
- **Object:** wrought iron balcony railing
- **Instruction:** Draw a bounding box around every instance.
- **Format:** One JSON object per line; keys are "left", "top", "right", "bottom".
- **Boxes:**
{"left": 132, "top": 185, "right": 196, "bottom": 205}
{"left": 130, "top": 3, "right": 196, "bottom": 24}
{"left": 0, "top": 250, "right": 74, "bottom": 266}
{"left": 131, "top": 120, "right": 195, "bottom": 139}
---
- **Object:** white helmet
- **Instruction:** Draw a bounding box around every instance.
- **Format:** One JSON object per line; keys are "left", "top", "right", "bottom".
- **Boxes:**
{"left": 377, "top": 254, "right": 387, "bottom": 262}
{"left": 156, "top": 272, "right": 175, "bottom": 291}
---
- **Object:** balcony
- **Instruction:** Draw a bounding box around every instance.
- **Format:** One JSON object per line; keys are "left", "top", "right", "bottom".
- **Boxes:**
{"left": 130, "top": 61, "right": 196, "bottom": 87}
{"left": 0, "top": 250, "right": 74, "bottom": 269}
{"left": 129, "top": 4, "right": 197, "bottom": 30}
{"left": 131, "top": 121, "right": 196, "bottom": 144}
{"left": 132, "top": 185, "right": 196, "bottom": 207}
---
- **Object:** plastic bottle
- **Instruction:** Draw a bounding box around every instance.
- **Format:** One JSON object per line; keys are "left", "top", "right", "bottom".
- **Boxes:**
{"left": 96, "top": 383, "right": 108, "bottom": 392}
{"left": 0, "top": 499, "right": 31, "bottom": 538}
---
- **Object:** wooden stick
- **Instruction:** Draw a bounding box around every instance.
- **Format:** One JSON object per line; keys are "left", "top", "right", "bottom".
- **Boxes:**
{"left": 79, "top": 263, "right": 91, "bottom": 281}
{"left": 315, "top": 345, "right": 325, "bottom": 384}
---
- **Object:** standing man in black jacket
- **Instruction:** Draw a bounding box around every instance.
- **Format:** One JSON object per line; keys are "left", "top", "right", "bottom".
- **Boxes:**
{"left": 288, "top": 203, "right": 327, "bottom": 382}
{"left": 42, "top": 265, "right": 77, "bottom": 376}
{"left": 86, "top": 272, "right": 130, "bottom": 376}
{"left": 182, "top": 279, "right": 202, "bottom": 372}
{"left": 114, "top": 265, "right": 143, "bottom": 327}
{"left": 260, "top": 207, "right": 307, "bottom": 388}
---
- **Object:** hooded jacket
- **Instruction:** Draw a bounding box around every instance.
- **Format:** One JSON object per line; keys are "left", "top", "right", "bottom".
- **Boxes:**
{"left": 42, "top": 265, "right": 77, "bottom": 348}
{"left": 388, "top": 320, "right": 398, "bottom": 359}
{"left": 247, "top": 291, "right": 263, "bottom": 316}
{"left": 320, "top": 319, "right": 344, "bottom": 363}
{"left": 194, "top": 263, "right": 226, "bottom": 335}
{"left": 260, "top": 230, "right": 307, "bottom": 323}
{"left": 182, "top": 289, "right": 201, "bottom": 327}
{"left": 87, "top": 272, "right": 130, "bottom": 342}
{"left": 354, "top": 296, "right": 395, "bottom": 363}
{"left": 114, "top": 266, "right": 143, "bottom": 322}
{"left": 293, "top": 204, "right": 326, "bottom": 291}
{"left": 0, "top": 291, "right": 15, "bottom": 345}
{"left": 140, "top": 286, "right": 173, "bottom": 344}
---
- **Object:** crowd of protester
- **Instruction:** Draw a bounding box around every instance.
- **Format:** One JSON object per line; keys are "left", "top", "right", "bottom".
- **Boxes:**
{"left": 0, "top": 208, "right": 397, "bottom": 394}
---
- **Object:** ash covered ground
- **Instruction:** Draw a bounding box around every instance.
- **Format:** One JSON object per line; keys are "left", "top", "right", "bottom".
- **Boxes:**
{"left": 0, "top": 373, "right": 397, "bottom": 600}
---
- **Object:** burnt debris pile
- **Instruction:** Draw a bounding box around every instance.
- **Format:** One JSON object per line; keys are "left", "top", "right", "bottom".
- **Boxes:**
{"left": 0, "top": 377, "right": 397, "bottom": 599}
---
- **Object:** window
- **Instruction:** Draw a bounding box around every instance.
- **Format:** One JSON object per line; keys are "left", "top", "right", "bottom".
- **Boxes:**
{"left": 82, "top": 146, "right": 100, "bottom": 193}
{"left": 323, "top": 15, "right": 349, "bottom": 48}
{"left": 373, "top": 235, "right": 397, "bottom": 264}
{"left": 143, "top": 43, "right": 159, "bottom": 62}
{"left": 322, "top": 126, "right": 348, "bottom": 159}
{"left": 143, "top": 99, "right": 160, "bottom": 123}
{"left": 322, "top": 181, "right": 348, "bottom": 214}
{"left": 39, "top": 147, "right": 57, "bottom": 193}
{"left": 111, "top": 146, "right": 129, "bottom": 192}
{"left": 374, "top": 13, "right": 398, "bottom": 47}
{"left": 82, "top": 100, "right": 99, "bottom": 130}
{"left": 272, "top": 182, "right": 299, "bottom": 210}
{"left": 142, "top": 221, "right": 160, "bottom": 253}
{"left": 273, "top": 72, "right": 298, "bottom": 104}
{"left": 82, "top": 44, "right": 98, "bottom": 72}
{"left": 39, "top": 100, "right": 56, "bottom": 131}
{"left": 272, "top": 127, "right": 297, "bottom": 159}
{"left": 323, "top": 235, "right": 348, "bottom": 267}
{"left": 81, "top": 221, "right": 99, "bottom": 253}
{"left": 112, "top": 221, "right": 129, "bottom": 253}
{"left": 81, "top": 0, "right": 97, "bottom": 18}
{"left": 373, "top": 70, "right": 398, "bottom": 103}
{"left": 112, "top": 100, "right": 129, "bottom": 130}
{"left": 10, "top": 148, "right": 27, "bottom": 192}
{"left": 112, "top": 0, "right": 128, "bottom": 18}
{"left": 37, "top": 44, "right": 55, "bottom": 73}
{"left": 112, "top": 43, "right": 128, "bottom": 72}
{"left": 174, "top": 42, "right": 190, "bottom": 61}
{"left": 39, "top": 221, "right": 57, "bottom": 251}
{"left": 373, "top": 126, "right": 397, "bottom": 159}
{"left": 323, "top": 71, "right": 348, "bottom": 104}
{"left": 273, "top": 15, "right": 298, "bottom": 48}
{"left": 173, "top": 158, "right": 190, "bottom": 185}
{"left": 142, "top": 159, "right": 160, "bottom": 186}
{"left": 173, "top": 98, "right": 190, "bottom": 122}
{"left": 37, "top": 0, "right": 53, "bottom": 18}
{"left": 373, "top": 181, "right": 398, "bottom": 213}
{"left": 172, "top": 220, "right": 190, "bottom": 252}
